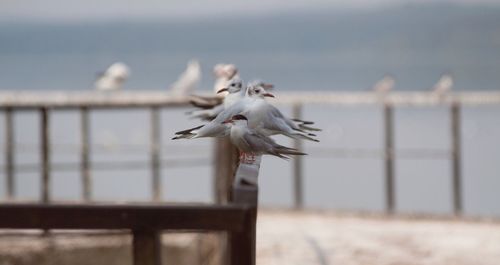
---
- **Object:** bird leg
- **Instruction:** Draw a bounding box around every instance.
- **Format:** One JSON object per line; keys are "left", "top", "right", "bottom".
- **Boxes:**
{"left": 239, "top": 152, "right": 257, "bottom": 164}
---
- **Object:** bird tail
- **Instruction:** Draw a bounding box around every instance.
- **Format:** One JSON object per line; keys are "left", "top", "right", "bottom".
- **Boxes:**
{"left": 291, "top": 118, "right": 322, "bottom": 132}
{"left": 172, "top": 125, "right": 203, "bottom": 140}
{"left": 288, "top": 132, "right": 319, "bottom": 142}
{"left": 298, "top": 124, "right": 322, "bottom": 132}
{"left": 270, "top": 146, "right": 307, "bottom": 160}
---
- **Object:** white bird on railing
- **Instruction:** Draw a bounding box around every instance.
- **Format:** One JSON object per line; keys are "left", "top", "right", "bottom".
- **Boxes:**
{"left": 188, "top": 63, "right": 239, "bottom": 110}
{"left": 222, "top": 114, "right": 307, "bottom": 159}
{"left": 213, "top": 63, "right": 239, "bottom": 94}
{"left": 94, "top": 62, "right": 130, "bottom": 91}
{"left": 432, "top": 74, "right": 453, "bottom": 96}
{"left": 187, "top": 77, "right": 245, "bottom": 121}
{"left": 168, "top": 60, "right": 201, "bottom": 96}
{"left": 173, "top": 81, "right": 319, "bottom": 142}
{"left": 373, "top": 74, "right": 395, "bottom": 94}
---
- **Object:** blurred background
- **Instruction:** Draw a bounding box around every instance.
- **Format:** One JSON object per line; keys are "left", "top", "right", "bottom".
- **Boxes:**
{"left": 2, "top": 1, "right": 500, "bottom": 264}
{"left": 1, "top": 0, "right": 500, "bottom": 215}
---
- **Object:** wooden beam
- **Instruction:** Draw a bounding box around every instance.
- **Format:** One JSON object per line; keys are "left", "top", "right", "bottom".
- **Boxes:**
{"left": 2, "top": 91, "right": 500, "bottom": 109}
{"left": 292, "top": 104, "right": 304, "bottom": 209}
{"left": 0, "top": 203, "right": 248, "bottom": 231}
{"left": 4, "top": 107, "right": 15, "bottom": 199}
{"left": 450, "top": 103, "right": 463, "bottom": 215}
{"left": 133, "top": 229, "right": 161, "bottom": 265}
{"left": 40, "top": 107, "right": 51, "bottom": 203}
{"left": 150, "top": 106, "right": 162, "bottom": 202}
{"left": 80, "top": 107, "right": 91, "bottom": 201}
{"left": 213, "top": 138, "right": 239, "bottom": 204}
{"left": 383, "top": 103, "right": 395, "bottom": 213}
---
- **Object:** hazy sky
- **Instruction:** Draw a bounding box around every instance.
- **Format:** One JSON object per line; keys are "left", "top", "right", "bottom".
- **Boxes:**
{"left": 2, "top": 0, "right": 499, "bottom": 21}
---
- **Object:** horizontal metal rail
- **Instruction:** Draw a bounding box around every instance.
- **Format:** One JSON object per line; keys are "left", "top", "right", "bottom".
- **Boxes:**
{"left": 0, "top": 158, "right": 211, "bottom": 173}
{"left": 1, "top": 91, "right": 500, "bottom": 109}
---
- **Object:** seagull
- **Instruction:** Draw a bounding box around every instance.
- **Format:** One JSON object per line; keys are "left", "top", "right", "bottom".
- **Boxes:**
{"left": 223, "top": 114, "right": 307, "bottom": 160}
{"left": 188, "top": 63, "right": 239, "bottom": 109}
{"left": 373, "top": 74, "right": 395, "bottom": 94}
{"left": 168, "top": 60, "right": 201, "bottom": 96}
{"left": 173, "top": 81, "right": 319, "bottom": 142}
{"left": 432, "top": 74, "right": 453, "bottom": 95}
{"left": 239, "top": 81, "right": 320, "bottom": 141}
{"left": 94, "top": 62, "right": 130, "bottom": 91}
{"left": 213, "top": 63, "right": 239, "bottom": 94}
{"left": 187, "top": 77, "right": 245, "bottom": 120}
{"left": 187, "top": 78, "right": 270, "bottom": 121}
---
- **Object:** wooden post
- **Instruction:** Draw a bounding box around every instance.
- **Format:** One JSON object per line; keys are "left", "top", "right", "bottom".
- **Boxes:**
{"left": 40, "top": 107, "right": 51, "bottom": 203}
{"left": 292, "top": 104, "right": 304, "bottom": 209}
{"left": 450, "top": 102, "right": 463, "bottom": 215}
{"left": 150, "top": 106, "right": 161, "bottom": 202}
{"left": 383, "top": 103, "right": 395, "bottom": 213}
{"left": 132, "top": 229, "right": 162, "bottom": 265}
{"left": 4, "top": 108, "right": 15, "bottom": 199}
{"left": 80, "top": 107, "right": 91, "bottom": 201}
{"left": 229, "top": 157, "right": 259, "bottom": 265}
{"left": 213, "top": 138, "right": 239, "bottom": 204}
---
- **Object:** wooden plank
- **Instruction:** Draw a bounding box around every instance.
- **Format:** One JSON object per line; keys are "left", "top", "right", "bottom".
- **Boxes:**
{"left": 383, "top": 104, "right": 395, "bottom": 213}
{"left": 450, "top": 103, "right": 463, "bottom": 215}
{"left": 80, "top": 107, "right": 91, "bottom": 201}
{"left": 292, "top": 104, "right": 304, "bottom": 209}
{"left": 0, "top": 203, "right": 248, "bottom": 231}
{"left": 40, "top": 107, "right": 51, "bottom": 203}
{"left": 150, "top": 106, "right": 161, "bottom": 201}
{"left": 4, "top": 108, "right": 15, "bottom": 199}
{"left": 133, "top": 229, "right": 161, "bottom": 265}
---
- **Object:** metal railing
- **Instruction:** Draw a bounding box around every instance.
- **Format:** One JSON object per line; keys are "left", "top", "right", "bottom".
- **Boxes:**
{"left": 2, "top": 90, "right": 500, "bottom": 215}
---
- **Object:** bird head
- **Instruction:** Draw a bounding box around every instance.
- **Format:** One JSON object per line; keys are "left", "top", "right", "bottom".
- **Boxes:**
{"left": 222, "top": 114, "right": 248, "bottom": 125}
{"left": 217, "top": 78, "right": 243, "bottom": 94}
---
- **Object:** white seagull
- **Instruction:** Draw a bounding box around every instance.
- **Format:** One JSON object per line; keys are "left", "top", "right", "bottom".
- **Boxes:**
{"left": 223, "top": 114, "right": 307, "bottom": 159}
{"left": 373, "top": 74, "right": 395, "bottom": 94}
{"left": 187, "top": 77, "right": 245, "bottom": 121}
{"left": 168, "top": 60, "right": 201, "bottom": 96}
{"left": 94, "top": 62, "right": 130, "bottom": 91}
{"left": 432, "top": 74, "right": 453, "bottom": 95}
{"left": 173, "top": 81, "right": 319, "bottom": 142}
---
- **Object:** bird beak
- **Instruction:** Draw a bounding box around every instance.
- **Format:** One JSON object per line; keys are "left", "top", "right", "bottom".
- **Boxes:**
{"left": 262, "top": 83, "right": 274, "bottom": 90}
{"left": 217, "top": 88, "right": 229, "bottom": 94}
{"left": 263, "top": 93, "right": 275, "bottom": 98}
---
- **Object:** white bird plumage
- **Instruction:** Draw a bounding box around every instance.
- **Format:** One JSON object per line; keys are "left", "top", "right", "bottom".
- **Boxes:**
{"left": 224, "top": 114, "right": 307, "bottom": 159}
{"left": 173, "top": 80, "right": 319, "bottom": 142}
{"left": 373, "top": 74, "right": 395, "bottom": 94}
{"left": 94, "top": 62, "right": 130, "bottom": 91}
{"left": 168, "top": 60, "right": 201, "bottom": 96}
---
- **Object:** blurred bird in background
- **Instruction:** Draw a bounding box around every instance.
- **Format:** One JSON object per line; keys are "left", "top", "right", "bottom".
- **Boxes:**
{"left": 373, "top": 74, "right": 395, "bottom": 94}
{"left": 167, "top": 59, "right": 201, "bottom": 96}
{"left": 94, "top": 62, "right": 130, "bottom": 91}
{"left": 432, "top": 73, "right": 453, "bottom": 100}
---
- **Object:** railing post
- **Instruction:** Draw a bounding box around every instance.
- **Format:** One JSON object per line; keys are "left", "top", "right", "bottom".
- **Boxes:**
{"left": 133, "top": 229, "right": 162, "bottom": 265}
{"left": 383, "top": 103, "right": 395, "bottom": 214}
{"left": 80, "top": 107, "right": 91, "bottom": 201}
{"left": 229, "top": 155, "right": 259, "bottom": 265}
{"left": 292, "top": 103, "right": 304, "bottom": 209}
{"left": 40, "top": 107, "right": 51, "bottom": 203}
{"left": 150, "top": 106, "right": 161, "bottom": 202}
{"left": 4, "top": 108, "right": 15, "bottom": 200}
{"left": 450, "top": 102, "right": 463, "bottom": 215}
{"left": 213, "top": 138, "right": 239, "bottom": 204}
